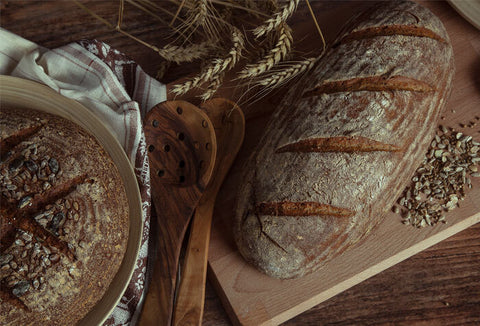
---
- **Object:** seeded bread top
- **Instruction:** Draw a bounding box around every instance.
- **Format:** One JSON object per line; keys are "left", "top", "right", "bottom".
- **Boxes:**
{"left": 0, "top": 107, "right": 129, "bottom": 325}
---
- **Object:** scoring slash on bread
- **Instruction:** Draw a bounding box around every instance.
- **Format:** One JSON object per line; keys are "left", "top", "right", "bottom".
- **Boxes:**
{"left": 234, "top": 0, "right": 455, "bottom": 279}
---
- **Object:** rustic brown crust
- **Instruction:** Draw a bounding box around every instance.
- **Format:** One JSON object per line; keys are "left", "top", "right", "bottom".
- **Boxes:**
{"left": 0, "top": 287, "right": 29, "bottom": 311}
{"left": 337, "top": 25, "right": 447, "bottom": 44}
{"left": 0, "top": 124, "right": 44, "bottom": 161}
{"left": 234, "top": 0, "right": 455, "bottom": 279}
{"left": 256, "top": 201, "right": 355, "bottom": 218}
{"left": 302, "top": 75, "right": 434, "bottom": 97}
{"left": 276, "top": 136, "right": 402, "bottom": 153}
{"left": 16, "top": 216, "right": 76, "bottom": 261}
{"left": 0, "top": 107, "right": 129, "bottom": 325}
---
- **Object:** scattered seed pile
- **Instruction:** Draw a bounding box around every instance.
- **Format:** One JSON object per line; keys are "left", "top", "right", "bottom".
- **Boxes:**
{"left": 395, "top": 125, "right": 480, "bottom": 228}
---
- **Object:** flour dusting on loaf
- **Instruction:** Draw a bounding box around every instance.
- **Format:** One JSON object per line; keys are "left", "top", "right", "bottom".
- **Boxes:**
{"left": 234, "top": 0, "right": 455, "bottom": 279}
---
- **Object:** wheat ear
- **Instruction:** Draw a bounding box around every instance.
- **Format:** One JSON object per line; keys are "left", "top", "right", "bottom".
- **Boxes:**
{"left": 171, "top": 27, "right": 245, "bottom": 96}
{"left": 253, "top": 0, "right": 299, "bottom": 38}
{"left": 200, "top": 72, "right": 225, "bottom": 101}
{"left": 186, "top": 0, "right": 208, "bottom": 26}
{"left": 237, "top": 23, "right": 292, "bottom": 79}
{"left": 254, "top": 57, "right": 318, "bottom": 88}
{"left": 178, "top": 0, "right": 227, "bottom": 47}
{"left": 156, "top": 42, "right": 212, "bottom": 64}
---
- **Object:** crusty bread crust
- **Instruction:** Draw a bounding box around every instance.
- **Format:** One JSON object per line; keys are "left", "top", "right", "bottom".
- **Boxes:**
{"left": 0, "top": 107, "right": 129, "bottom": 325}
{"left": 234, "top": 0, "right": 455, "bottom": 279}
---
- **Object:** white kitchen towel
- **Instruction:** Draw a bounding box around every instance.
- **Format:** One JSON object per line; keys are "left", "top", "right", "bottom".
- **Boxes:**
{"left": 0, "top": 27, "right": 166, "bottom": 326}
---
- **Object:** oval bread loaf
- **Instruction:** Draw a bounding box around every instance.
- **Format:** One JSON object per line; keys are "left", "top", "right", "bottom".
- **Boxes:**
{"left": 234, "top": 0, "right": 455, "bottom": 279}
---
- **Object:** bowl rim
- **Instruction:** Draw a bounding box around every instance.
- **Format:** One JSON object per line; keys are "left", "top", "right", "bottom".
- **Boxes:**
{"left": 448, "top": 0, "right": 480, "bottom": 30}
{"left": 0, "top": 75, "right": 144, "bottom": 326}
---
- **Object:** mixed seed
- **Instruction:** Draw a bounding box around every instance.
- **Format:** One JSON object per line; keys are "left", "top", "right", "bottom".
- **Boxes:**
{"left": 0, "top": 144, "right": 83, "bottom": 300}
{"left": 33, "top": 198, "right": 82, "bottom": 236}
{"left": 0, "top": 194, "right": 83, "bottom": 299}
{"left": 394, "top": 125, "right": 480, "bottom": 228}
{"left": 0, "top": 143, "right": 63, "bottom": 205}
{"left": 0, "top": 231, "right": 59, "bottom": 297}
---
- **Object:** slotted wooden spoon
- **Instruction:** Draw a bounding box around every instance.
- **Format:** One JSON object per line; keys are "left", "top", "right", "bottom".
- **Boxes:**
{"left": 172, "top": 98, "right": 245, "bottom": 326}
{"left": 139, "top": 100, "right": 217, "bottom": 326}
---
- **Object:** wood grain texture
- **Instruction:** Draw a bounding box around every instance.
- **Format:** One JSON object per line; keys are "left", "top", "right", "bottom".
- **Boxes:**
{"left": 140, "top": 101, "right": 216, "bottom": 326}
{"left": 2, "top": 1, "right": 480, "bottom": 325}
{"left": 173, "top": 99, "right": 244, "bottom": 326}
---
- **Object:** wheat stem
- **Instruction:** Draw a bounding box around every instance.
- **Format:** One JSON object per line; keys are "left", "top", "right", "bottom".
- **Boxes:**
{"left": 170, "top": 0, "right": 187, "bottom": 26}
{"left": 211, "top": 0, "right": 269, "bottom": 17}
{"left": 116, "top": 0, "right": 125, "bottom": 30}
{"left": 127, "top": 0, "right": 177, "bottom": 25}
{"left": 73, "top": 2, "right": 160, "bottom": 55}
{"left": 125, "top": 0, "right": 194, "bottom": 41}
{"left": 73, "top": 1, "right": 115, "bottom": 29}
{"left": 305, "top": 0, "right": 326, "bottom": 52}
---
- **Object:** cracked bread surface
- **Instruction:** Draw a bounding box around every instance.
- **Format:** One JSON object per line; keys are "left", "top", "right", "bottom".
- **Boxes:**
{"left": 0, "top": 107, "right": 129, "bottom": 325}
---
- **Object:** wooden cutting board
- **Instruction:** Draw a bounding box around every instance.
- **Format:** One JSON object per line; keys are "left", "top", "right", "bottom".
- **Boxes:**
{"left": 207, "top": 1, "right": 480, "bottom": 325}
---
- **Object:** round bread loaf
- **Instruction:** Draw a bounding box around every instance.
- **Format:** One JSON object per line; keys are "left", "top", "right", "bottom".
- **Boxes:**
{"left": 0, "top": 107, "right": 129, "bottom": 325}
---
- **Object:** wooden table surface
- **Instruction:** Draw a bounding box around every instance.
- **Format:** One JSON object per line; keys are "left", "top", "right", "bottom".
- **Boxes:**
{"left": 2, "top": 1, "right": 480, "bottom": 325}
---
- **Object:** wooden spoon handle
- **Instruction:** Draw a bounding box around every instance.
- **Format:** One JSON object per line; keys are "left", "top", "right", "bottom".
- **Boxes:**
{"left": 172, "top": 98, "right": 245, "bottom": 326}
{"left": 172, "top": 202, "right": 214, "bottom": 326}
{"left": 139, "top": 100, "right": 217, "bottom": 326}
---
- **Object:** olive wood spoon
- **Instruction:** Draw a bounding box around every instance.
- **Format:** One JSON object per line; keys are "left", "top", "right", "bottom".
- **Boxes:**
{"left": 172, "top": 98, "right": 245, "bottom": 326}
{"left": 139, "top": 100, "right": 217, "bottom": 326}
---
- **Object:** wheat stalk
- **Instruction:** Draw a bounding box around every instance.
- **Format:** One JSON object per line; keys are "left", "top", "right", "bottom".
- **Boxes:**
{"left": 171, "top": 26, "right": 244, "bottom": 96}
{"left": 254, "top": 57, "right": 317, "bottom": 88}
{"left": 238, "top": 22, "right": 293, "bottom": 79}
{"left": 252, "top": 0, "right": 299, "bottom": 39}
{"left": 235, "top": 0, "right": 262, "bottom": 19}
{"left": 79, "top": 0, "right": 327, "bottom": 102}
{"left": 170, "top": 0, "right": 187, "bottom": 25}
{"left": 182, "top": 0, "right": 226, "bottom": 40}
{"left": 208, "top": 0, "right": 270, "bottom": 17}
